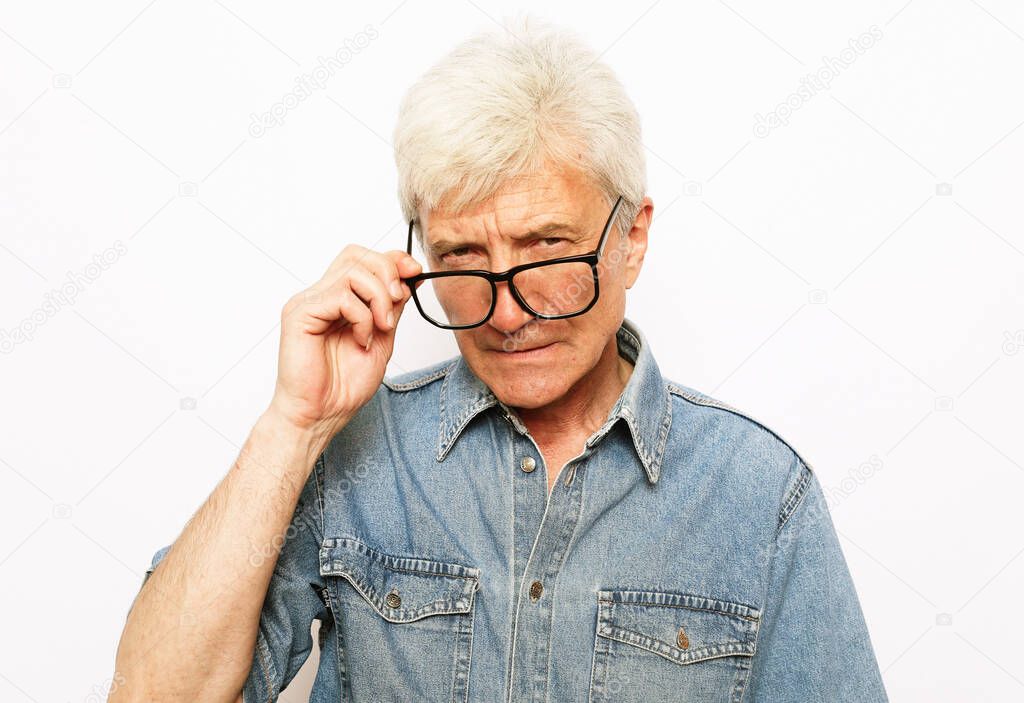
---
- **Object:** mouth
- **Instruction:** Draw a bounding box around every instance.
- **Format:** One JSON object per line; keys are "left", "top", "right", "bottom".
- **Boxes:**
{"left": 493, "top": 341, "right": 558, "bottom": 358}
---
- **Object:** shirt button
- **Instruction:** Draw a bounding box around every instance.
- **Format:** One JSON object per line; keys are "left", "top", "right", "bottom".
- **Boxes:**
{"left": 520, "top": 456, "right": 536, "bottom": 473}
{"left": 385, "top": 591, "right": 401, "bottom": 608}
{"left": 676, "top": 626, "right": 689, "bottom": 649}
{"left": 529, "top": 580, "right": 543, "bottom": 601}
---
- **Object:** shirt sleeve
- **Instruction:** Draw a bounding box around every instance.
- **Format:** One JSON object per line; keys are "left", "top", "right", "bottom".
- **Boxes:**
{"left": 131, "top": 454, "right": 330, "bottom": 703}
{"left": 744, "top": 460, "right": 889, "bottom": 702}
{"left": 123, "top": 543, "right": 174, "bottom": 623}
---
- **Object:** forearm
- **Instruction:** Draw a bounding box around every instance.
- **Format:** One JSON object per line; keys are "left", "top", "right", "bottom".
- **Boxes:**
{"left": 110, "top": 408, "right": 337, "bottom": 702}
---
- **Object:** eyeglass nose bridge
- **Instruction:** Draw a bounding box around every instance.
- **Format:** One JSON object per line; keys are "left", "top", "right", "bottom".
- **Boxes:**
{"left": 488, "top": 272, "right": 545, "bottom": 324}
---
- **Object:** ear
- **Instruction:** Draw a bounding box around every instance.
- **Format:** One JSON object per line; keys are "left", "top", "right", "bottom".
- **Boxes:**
{"left": 623, "top": 196, "right": 653, "bottom": 290}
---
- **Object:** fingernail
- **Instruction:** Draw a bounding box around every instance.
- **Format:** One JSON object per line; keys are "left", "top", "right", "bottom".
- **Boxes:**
{"left": 390, "top": 281, "right": 403, "bottom": 298}
{"left": 386, "top": 311, "right": 394, "bottom": 328}
{"left": 364, "top": 334, "right": 373, "bottom": 351}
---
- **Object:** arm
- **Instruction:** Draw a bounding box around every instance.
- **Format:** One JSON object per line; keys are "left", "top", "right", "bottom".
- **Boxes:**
{"left": 109, "top": 246, "right": 421, "bottom": 702}
{"left": 744, "top": 461, "right": 889, "bottom": 702}
{"left": 111, "top": 410, "right": 331, "bottom": 702}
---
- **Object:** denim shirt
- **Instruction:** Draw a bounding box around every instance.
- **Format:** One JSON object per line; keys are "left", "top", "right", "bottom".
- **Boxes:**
{"left": 138, "top": 317, "right": 888, "bottom": 702}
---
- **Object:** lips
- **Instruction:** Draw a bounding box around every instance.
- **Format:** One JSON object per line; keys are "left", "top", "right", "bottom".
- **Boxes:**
{"left": 498, "top": 342, "right": 556, "bottom": 354}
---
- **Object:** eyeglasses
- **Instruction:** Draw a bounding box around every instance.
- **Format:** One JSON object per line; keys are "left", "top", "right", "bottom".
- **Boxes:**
{"left": 401, "top": 195, "right": 625, "bottom": 330}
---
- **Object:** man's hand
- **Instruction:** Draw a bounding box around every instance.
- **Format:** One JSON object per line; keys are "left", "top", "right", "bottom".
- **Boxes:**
{"left": 269, "top": 246, "right": 422, "bottom": 441}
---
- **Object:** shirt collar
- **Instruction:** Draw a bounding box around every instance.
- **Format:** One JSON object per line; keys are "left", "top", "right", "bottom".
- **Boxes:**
{"left": 435, "top": 317, "right": 672, "bottom": 485}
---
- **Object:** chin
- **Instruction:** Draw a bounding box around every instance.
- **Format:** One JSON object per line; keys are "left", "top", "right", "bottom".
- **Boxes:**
{"left": 486, "top": 370, "right": 569, "bottom": 410}
{"left": 462, "top": 336, "right": 585, "bottom": 409}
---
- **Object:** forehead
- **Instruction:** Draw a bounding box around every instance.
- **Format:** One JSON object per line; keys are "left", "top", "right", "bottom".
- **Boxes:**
{"left": 420, "top": 169, "right": 604, "bottom": 248}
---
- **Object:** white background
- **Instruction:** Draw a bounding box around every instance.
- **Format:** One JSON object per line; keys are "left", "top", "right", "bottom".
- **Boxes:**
{"left": 2, "top": 1, "right": 1022, "bottom": 701}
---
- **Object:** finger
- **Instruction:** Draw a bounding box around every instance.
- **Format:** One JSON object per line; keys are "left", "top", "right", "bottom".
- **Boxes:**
{"left": 382, "top": 249, "right": 423, "bottom": 276}
{"left": 286, "top": 286, "right": 374, "bottom": 347}
{"left": 364, "top": 250, "right": 422, "bottom": 301}
{"left": 345, "top": 266, "right": 397, "bottom": 332}
{"left": 334, "top": 289, "right": 375, "bottom": 348}
{"left": 320, "top": 244, "right": 365, "bottom": 281}
{"left": 317, "top": 246, "right": 422, "bottom": 314}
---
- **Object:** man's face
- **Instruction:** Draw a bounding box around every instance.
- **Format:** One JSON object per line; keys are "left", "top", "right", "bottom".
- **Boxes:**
{"left": 417, "top": 164, "right": 650, "bottom": 410}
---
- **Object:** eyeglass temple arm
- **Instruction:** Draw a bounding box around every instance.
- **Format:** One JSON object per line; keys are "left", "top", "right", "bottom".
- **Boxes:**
{"left": 597, "top": 196, "right": 626, "bottom": 258}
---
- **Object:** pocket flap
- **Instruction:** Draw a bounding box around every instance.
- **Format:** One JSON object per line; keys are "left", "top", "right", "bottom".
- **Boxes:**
{"left": 597, "top": 589, "right": 759, "bottom": 665}
{"left": 319, "top": 536, "right": 481, "bottom": 623}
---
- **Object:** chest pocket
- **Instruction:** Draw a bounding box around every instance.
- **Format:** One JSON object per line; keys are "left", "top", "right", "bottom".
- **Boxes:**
{"left": 319, "top": 536, "right": 481, "bottom": 702}
{"left": 589, "top": 589, "right": 760, "bottom": 703}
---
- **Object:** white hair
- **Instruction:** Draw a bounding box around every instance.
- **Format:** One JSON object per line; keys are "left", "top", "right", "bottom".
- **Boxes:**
{"left": 392, "top": 14, "right": 646, "bottom": 246}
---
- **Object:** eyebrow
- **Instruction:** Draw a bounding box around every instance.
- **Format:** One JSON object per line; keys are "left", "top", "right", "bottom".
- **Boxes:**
{"left": 426, "top": 221, "right": 580, "bottom": 255}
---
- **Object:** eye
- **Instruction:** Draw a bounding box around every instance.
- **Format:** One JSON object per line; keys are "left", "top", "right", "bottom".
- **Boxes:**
{"left": 539, "top": 237, "right": 564, "bottom": 247}
{"left": 442, "top": 246, "right": 472, "bottom": 258}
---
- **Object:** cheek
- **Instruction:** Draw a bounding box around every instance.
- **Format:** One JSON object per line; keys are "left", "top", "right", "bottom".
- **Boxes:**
{"left": 597, "top": 253, "right": 631, "bottom": 295}
{"left": 592, "top": 274, "right": 627, "bottom": 320}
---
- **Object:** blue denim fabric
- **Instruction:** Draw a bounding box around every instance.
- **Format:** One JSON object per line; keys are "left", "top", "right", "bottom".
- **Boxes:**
{"left": 139, "top": 317, "right": 887, "bottom": 702}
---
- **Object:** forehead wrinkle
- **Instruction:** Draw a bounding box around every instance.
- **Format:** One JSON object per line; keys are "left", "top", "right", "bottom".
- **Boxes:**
{"left": 423, "top": 168, "right": 599, "bottom": 255}
{"left": 427, "top": 208, "right": 581, "bottom": 253}
{"left": 426, "top": 221, "right": 580, "bottom": 255}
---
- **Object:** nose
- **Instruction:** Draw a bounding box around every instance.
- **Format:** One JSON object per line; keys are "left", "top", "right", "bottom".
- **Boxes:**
{"left": 487, "top": 280, "right": 534, "bottom": 334}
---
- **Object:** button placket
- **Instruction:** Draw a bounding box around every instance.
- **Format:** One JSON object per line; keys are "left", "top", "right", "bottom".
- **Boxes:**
{"left": 507, "top": 443, "right": 589, "bottom": 703}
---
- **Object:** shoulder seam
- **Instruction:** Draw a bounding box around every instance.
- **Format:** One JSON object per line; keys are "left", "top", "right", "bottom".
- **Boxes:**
{"left": 665, "top": 382, "right": 818, "bottom": 537}
{"left": 777, "top": 460, "right": 813, "bottom": 533}
{"left": 382, "top": 359, "right": 458, "bottom": 392}
{"left": 665, "top": 381, "right": 815, "bottom": 472}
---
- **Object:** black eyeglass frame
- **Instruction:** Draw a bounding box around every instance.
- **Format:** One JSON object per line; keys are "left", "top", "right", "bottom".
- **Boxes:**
{"left": 400, "top": 196, "right": 625, "bottom": 330}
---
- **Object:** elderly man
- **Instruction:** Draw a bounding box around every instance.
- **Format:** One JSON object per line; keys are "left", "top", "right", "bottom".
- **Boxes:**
{"left": 112, "top": 17, "right": 888, "bottom": 703}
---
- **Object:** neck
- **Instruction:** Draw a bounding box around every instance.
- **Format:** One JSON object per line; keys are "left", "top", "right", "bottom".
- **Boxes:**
{"left": 515, "top": 334, "right": 635, "bottom": 446}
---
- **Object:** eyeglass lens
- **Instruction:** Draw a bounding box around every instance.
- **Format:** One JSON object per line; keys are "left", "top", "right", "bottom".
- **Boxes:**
{"left": 414, "top": 260, "right": 596, "bottom": 328}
